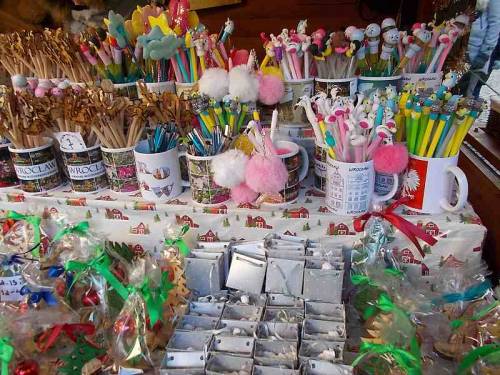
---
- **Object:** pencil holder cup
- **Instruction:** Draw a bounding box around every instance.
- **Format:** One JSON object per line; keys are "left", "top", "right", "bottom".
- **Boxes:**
{"left": 134, "top": 141, "right": 189, "bottom": 202}
{"left": 278, "top": 78, "right": 314, "bottom": 125}
{"left": 357, "top": 75, "right": 401, "bottom": 95}
{"left": 313, "top": 143, "right": 328, "bottom": 193}
{"left": 61, "top": 144, "right": 108, "bottom": 193}
{"left": 314, "top": 77, "right": 357, "bottom": 97}
{"left": 186, "top": 153, "right": 231, "bottom": 206}
{"left": 325, "top": 157, "right": 398, "bottom": 215}
{"left": 9, "top": 138, "right": 62, "bottom": 193}
{"left": 113, "top": 82, "right": 138, "bottom": 100}
{"left": 268, "top": 140, "right": 309, "bottom": 205}
{"left": 100, "top": 145, "right": 140, "bottom": 193}
{"left": 175, "top": 82, "right": 198, "bottom": 99}
{"left": 401, "top": 154, "right": 468, "bottom": 214}
{"left": 137, "top": 81, "right": 175, "bottom": 98}
{"left": 399, "top": 72, "right": 443, "bottom": 92}
{"left": 0, "top": 143, "right": 18, "bottom": 188}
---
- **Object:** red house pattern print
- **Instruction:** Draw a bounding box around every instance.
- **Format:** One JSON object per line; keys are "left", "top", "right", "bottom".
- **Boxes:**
{"left": 130, "top": 244, "right": 145, "bottom": 255}
{"left": 134, "top": 202, "right": 156, "bottom": 211}
{"left": 105, "top": 208, "right": 129, "bottom": 220}
{"left": 175, "top": 214, "right": 199, "bottom": 228}
{"left": 167, "top": 199, "right": 188, "bottom": 205}
{"left": 440, "top": 255, "right": 465, "bottom": 268}
{"left": 283, "top": 230, "right": 297, "bottom": 236}
{"left": 318, "top": 206, "right": 329, "bottom": 213}
{"left": 238, "top": 202, "right": 258, "bottom": 209}
{"left": 96, "top": 195, "right": 116, "bottom": 201}
{"left": 66, "top": 198, "right": 87, "bottom": 206}
{"left": 203, "top": 205, "right": 228, "bottom": 214}
{"left": 392, "top": 247, "right": 430, "bottom": 276}
{"left": 416, "top": 221, "right": 446, "bottom": 238}
{"left": 327, "top": 223, "right": 353, "bottom": 235}
{"left": 130, "top": 223, "right": 150, "bottom": 235}
{"left": 246, "top": 216, "right": 273, "bottom": 229}
{"left": 7, "top": 193, "right": 24, "bottom": 202}
{"left": 198, "top": 230, "right": 219, "bottom": 242}
{"left": 284, "top": 207, "right": 309, "bottom": 218}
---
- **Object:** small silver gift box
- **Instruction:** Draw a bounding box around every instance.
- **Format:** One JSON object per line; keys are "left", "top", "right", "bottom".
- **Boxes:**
{"left": 263, "top": 307, "right": 304, "bottom": 324}
{"left": 177, "top": 315, "right": 219, "bottom": 331}
{"left": 267, "top": 294, "right": 304, "bottom": 309}
{"left": 302, "top": 360, "right": 353, "bottom": 375}
{"left": 230, "top": 242, "right": 267, "bottom": 259}
{"left": 253, "top": 366, "right": 300, "bottom": 375}
{"left": 209, "top": 334, "right": 255, "bottom": 357}
{"left": 302, "top": 319, "right": 346, "bottom": 342}
{"left": 216, "top": 319, "right": 258, "bottom": 337}
{"left": 221, "top": 304, "right": 264, "bottom": 321}
{"left": 206, "top": 353, "right": 254, "bottom": 375}
{"left": 265, "top": 233, "right": 308, "bottom": 244}
{"left": 188, "top": 301, "right": 225, "bottom": 318}
{"left": 163, "top": 331, "right": 212, "bottom": 369}
{"left": 226, "top": 253, "right": 267, "bottom": 294}
{"left": 160, "top": 369, "right": 205, "bottom": 375}
{"left": 303, "top": 260, "right": 344, "bottom": 303}
{"left": 265, "top": 258, "right": 304, "bottom": 296}
{"left": 254, "top": 340, "right": 298, "bottom": 368}
{"left": 191, "top": 246, "right": 230, "bottom": 280}
{"left": 305, "top": 302, "right": 345, "bottom": 323}
{"left": 256, "top": 322, "right": 299, "bottom": 341}
{"left": 185, "top": 252, "right": 225, "bottom": 296}
{"left": 298, "top": 340, "right": 345, "bottom": 364}
{"left": 226, "top": 292, "right": 267, "bottom": 307}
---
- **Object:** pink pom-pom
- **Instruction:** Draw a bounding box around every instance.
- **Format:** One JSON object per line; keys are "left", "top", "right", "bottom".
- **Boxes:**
{"left": 258, "top": 73, "right": 285, "bottom": 105}
{"left": 231, "top": 182, "right": 258, "bottom": 204}
{"left": 245, "top": 154, "right": 288, "bottom": 194}
{"left": 34, "top": 87, "right": 48, "bottom": 97}
{"left": 373, "top": 143, "right": 409, "bottom": 174}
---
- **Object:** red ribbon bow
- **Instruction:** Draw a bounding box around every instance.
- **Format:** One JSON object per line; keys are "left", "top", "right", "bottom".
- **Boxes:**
{"left": 353, "top": 197, "right": 437, "bottom": 258}
{"left": 36, "top": 323, "right": 95, "bottom": 352}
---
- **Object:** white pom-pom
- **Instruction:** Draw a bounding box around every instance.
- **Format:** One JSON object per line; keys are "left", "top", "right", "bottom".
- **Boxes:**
{"left": 11, "top": 74, "right": 27, "bottom": 88}
{"left": 229, "top": 65, "right": 259, "bottom": 102}
{"left": 198, "top": 68, "right": 229, "bottom": 101}
{"left": 211, "top": 149, "right": 248, "bottom": 188}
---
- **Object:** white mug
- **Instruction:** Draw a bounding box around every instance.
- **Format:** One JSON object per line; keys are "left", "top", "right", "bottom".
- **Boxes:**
{"left": 325, "top": 157, "right": 398, "bottom": 215}
{"left": 401, "top": 154, "right": 468, "bottom": 214}
{"left": 274, "top": 140, "right": 310, "bottom": 185}
{"left": 134, "top": 141, "right": 189, "bottom": 202}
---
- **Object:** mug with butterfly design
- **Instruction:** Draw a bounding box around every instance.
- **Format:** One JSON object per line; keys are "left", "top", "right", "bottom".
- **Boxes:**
{"left": 134, "top": 140, "right": 189, "bottom": 202}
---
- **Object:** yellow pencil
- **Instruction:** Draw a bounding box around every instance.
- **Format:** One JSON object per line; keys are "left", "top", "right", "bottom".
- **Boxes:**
{"left": 190, "top": 47, "right": 198, "bottom": 81}
{"left": 449, "top": 110, "right": 479, "bottom": 156}
{"left": 418, "top": 112, "right": 438, "bottom": 156}
{"left": 426, "top": 114, "right": 449, "bottom": 157}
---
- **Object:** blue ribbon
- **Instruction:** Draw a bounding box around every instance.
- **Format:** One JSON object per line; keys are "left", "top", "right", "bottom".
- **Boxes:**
{"left": 1, "top": 255, "right": 24, "bottom": 266}
{"left": 20, "top": 286, "right": 58, "bottom": 306}
{"left": 47, "top": 265, "right": 65, "bottom": 278}
{"left": 440, "top": 280, "right": 492, "bottom": 304}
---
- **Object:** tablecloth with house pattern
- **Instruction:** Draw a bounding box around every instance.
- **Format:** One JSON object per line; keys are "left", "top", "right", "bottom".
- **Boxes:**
{"left": 0, "top": 177, "right": 486, "bottom": 284}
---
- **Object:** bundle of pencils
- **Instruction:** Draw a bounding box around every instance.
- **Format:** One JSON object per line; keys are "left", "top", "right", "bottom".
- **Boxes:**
{"left": 186, "top": 126, "right": 231, "bottom": 156}
{"left": 146, "top": 122, "right": 179, "bottom": 153}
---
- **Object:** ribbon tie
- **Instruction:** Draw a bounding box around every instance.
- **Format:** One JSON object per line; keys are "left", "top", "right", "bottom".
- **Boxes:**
{"left": 439, "top": 280, "right": 492, "bottom": 304}
{"left": 458, "top": 343, "right": 500, "bottom": 375}
{"left": 354, "top": 198, "right": 437, "bottom": 258}
{"left": 164, "top": 225, "right": 190, "bottom": 256}
{"left": 65, "top": 251, "right": 129, "bottom": 300}
{"left": 352, "top": 342, "right": 421, "bottom": 375}
{"left": 6, "top": 211, "right": 42, "bottom": 257}
{"left": 351, "top": 274, "right": 378, "bottom": 287}
{"left": 52, "top": 221, "right": 89, "bottom": 243}
{"left": 20, "top": 286, "right": 58, "bottom": 306}
{"left": 36, "top": 323, "right": 95, "bottom": 352}
{"left": 132, "top": 271, "right": 174, "bottom": 326}
{"left": 0, "top": 337, "right": 13, "bottom": 375}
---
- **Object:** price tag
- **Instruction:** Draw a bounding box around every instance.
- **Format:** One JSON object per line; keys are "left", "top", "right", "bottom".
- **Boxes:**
{"left": 0, "top": 275, "right": 25, "bottom": 302}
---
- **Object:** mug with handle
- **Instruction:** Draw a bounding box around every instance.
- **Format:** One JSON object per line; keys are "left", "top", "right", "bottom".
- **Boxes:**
{"left": 402, "top": 154, "right": 468, "bottom": 214}
{"left": 134, "top": 140, "right": 189, "bottom": 202}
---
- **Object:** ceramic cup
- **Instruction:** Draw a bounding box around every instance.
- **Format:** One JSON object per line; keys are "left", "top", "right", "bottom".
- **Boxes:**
{"left": 9, "top": 138, "right": 62, "bottom": 193}
{"left": 314, "top": 143, "right": 328, "bottom": 192}
{"left": 113, "top": 82, "right": 138, "bottom": 100}
{"left": 61, "top": 144, "right": 108, "bottom": 193}
{"left": 401, "top": 154, "right": 468, "bottom": 214}
{"left": 314, "top": 77, "right": 358, "bottom": 97}
{"left": 186, "top": 153, "right": 231, "bottom": 206}
{"left": 0, "top": 143, "right": 18, "bottom": 188}
{"left": 399, "top": 72, "right": 443, "bottom": 92}
{"left": 325, "top": 157, "right": 398, "bottom": 215}
{"left": 278, "top": 78, "right": 315, "bottom": 125}
{"left": 357, "top": 75, "right": 401, "bottom": 95}
{"left": 175, "top": 82, "right": 198, "bottom": 99}
{"left": 101, "top": 145, "right": 140, "bottom": 193}
{"left": 273, "top": 140, "right": 309, "bottom": 204}
{"left": 134, "top": 141, "right": 189, "bottom": 202}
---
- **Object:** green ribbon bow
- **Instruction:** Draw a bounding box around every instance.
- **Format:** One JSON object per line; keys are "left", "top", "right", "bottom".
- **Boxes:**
{"left": 134, "top": 271, "right": 174, "bottom": 326}
{"left": 451, "top": 301, "right": 500, "bottom": 330}
{"left": 352, "top": 342, "right": 421, "bottom": 375}
{"left": 458, "top": 343, "right": 500, "bottom": 375}
{"left": 363, "top": 292, "right": 398, "bottom": 320}
{"left": 351, "top": 274, "right": 378, "bottom": 287}
{"left": 0, "top": 337, "right": 13, "bottom": 375}
{"left": 164, "top": 225, "right": 190, "bottom": 256}
{"left": 65, "top": 251, "right": 129, "bottom": 300}
{"left": 6, "top": 211, "right": 42, "bottom": 257}
{"left": 384, "top": 268, "right": 405, "bottom": 278}
{"left": 52, "top": 221, "right": 90, "bottom": 243}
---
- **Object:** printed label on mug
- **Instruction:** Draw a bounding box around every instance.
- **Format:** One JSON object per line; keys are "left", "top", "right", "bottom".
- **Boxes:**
{"left": 67, "top": 161, "right": 106, "bottom": 180}
{"left": 14, "top": 159, "right": 58, "bottom": 180}
{"left": 401, "top": 157, "right": 427, "bottom": 209}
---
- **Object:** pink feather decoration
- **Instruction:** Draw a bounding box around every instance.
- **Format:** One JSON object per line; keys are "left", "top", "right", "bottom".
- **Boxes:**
{"left": 231, "top": 183, "right": 259, "bottom": 204}
{"left": 258, "top": 73, "right": 285, "bottom": 105}
{"left": 373, "top": 143, "right": 409, "bottom": 174}
{"left": 245, "top": 154, "right": 288, "bottom": 194}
